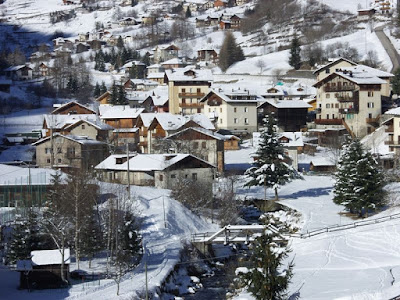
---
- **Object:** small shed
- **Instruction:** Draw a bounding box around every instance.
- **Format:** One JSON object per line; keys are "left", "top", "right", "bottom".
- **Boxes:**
{"left": 17, "top": 249, "right": 70, "bottom": 289}
{"left": 310, "top": 158, "right": 336, "bottom": 173}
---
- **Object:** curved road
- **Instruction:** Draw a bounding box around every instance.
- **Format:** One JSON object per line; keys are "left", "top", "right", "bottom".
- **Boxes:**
{"left": 375, "top": 25, "right": 400, "bottom": 72}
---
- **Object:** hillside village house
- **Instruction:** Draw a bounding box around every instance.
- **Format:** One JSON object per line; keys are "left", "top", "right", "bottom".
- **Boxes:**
{"left": 62, "top": 119, "right": 113, "bottom": 142}
{"left": 165, "top": 127, "right": 226, "bottom": 173}
{"left": 313, "top": 57, "right": 357, "bottom": 82}
{"left": 152, "top": 44, "right": 180, "bottom": 63}
{"left": 42, "top": 114, "right": 100, "bottom": 137}
{"left": 165, "top": 67, "right": 213, "bottom": 115}
{"left": 197, "top": 49, "right": 218, "bottom": 63}
{"left": 161, "top": 58, "right": 187, "bottom": 70}
{"left": 258, "top": 99, "right": 311, "bottom": 132}
{"left": 33, "top": 134, "right": 109, "bottom": 171}
{"left": 17, "top": 249, "right": 71, "bottom": 289}
{"left": 51, "top": 101, "right": 96, "bottom": 115}
{"left": 99, "top": 105, "right": 144, "bottom": 128}
{"left": 95, "top": 153, "right": 216, "bottom": 189}
{"left": 200, "top": 88, "right": 260, "bottom": 135}
{"left": 313, "top": 64, "right": 393, "bottom": 138}
{"left": 383, "top": 107, "right": 400, "bottom": 154}
{"left": 136, "top": 113, "right": 215, "bottom": 153}
{"left": 4, "top": 65, "right": 33, "bottom": 80}
{"left": 38, "top": 63, "right": 50, "bottom": 77}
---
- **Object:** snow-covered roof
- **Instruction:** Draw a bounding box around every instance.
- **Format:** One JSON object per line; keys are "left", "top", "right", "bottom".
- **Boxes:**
{"left": 161, "top": 58, "right": 185, "bottom": 66}
{"left": 31, "top": 249, "right": 71, "bottom": 266}
{"left": 122, "top": 60, "right": 146, "bottom": 68}
{"left": 0, "top": 164, "right": 65, "bottom": 186}
{"left": 4, "top": 65, "right": 31, "bottom": 72}
{"left": 147, "top": 72, "right": 165, "bottom": 79}
{"left": 113, "top": 128, "right": 139, "bottom": 133}
{"left": 201, "top": 89, "right": 261, "bottom": 104}
{"left": 99, "top": 105, "right": 144, "bottom": 119}
{"left": 95, "top": 153, "right": 215, "bottom": 171}
{"left": 165, "top": 67, "right": 213, "bottom": 82}
{"left": 310, "top": 158, "right": 336, "bottom": 167}
{"left": 64, "top": 118, "right": 114, "bottom": 131}
{"left": 260, "top": 99, "right": 311, "bottom": 109}
{"left": 279, "top": 132, "right": 304, "bottom": 147}
{"left": 385, "top": 107, "right": 400, "bottom": 116}
{"left": 33, "top": 134, "right": 107, "bottom": 146}
{"left": 51, "top": 101, "right": 96, "bottom": 114}
{"left": 43, "top": 114, "right": 99, "bottom": 129}
{"left": 167, "top": 127, "right": 226, "bottom": 140}
{"left": 313, "top": 57, "right": 357, "bottom": 74}
{"left": 139, "top": 113, "right": 157, "bottom": 127}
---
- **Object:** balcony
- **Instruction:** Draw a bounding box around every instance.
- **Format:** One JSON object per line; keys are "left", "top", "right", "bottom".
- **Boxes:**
{"left": 339, "top": 108, "right": 358, "bottom": 114}
{"left": 314, "top": 119, "right": 343, "bottom": 125}
{"left": 139, "top": 141, "right": 148, "bottom": 147}
{"left": 324, "top": 85, "right": 355, "bottom": 92}
{"left": 384, "top": 140, "right": 400, "bottom": 146}
{"left": 366, "top": 117, "right": 380, "bottom": 125}
{"left": 336, "top": 95, "right": 357, "bottom": 102}
{"left": 178, "top": 92, "right": 205, "bottom": 98}
{"left": 179, "top": 102, "right": 204, "bottom": 108}
{"left": 152, "top": 132, "right": 165, "bottom": 138}
{"left": 385, "top": 125, "right": 394, "bottom": 133}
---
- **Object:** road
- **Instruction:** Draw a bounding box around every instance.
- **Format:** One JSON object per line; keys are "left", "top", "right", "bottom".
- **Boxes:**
{"left": 375, "top": 25, "right": 400, "bottom": 72}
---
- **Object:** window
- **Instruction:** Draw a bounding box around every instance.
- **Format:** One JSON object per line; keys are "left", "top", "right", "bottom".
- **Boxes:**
{"left": 332, "top": 114, "right": 335, "bottom": 119}
{"left": 159, "top": 174, "right": 163, "bottom": 181}
{"left": 220, "top": 107, "right": 222, "bottom": 113}
{"left": 220, "top": 118, "right": 223, "bottom": 124}
{"left": 182, "top": 98, "right": 186, "bottom": 103}
{"left": 47, "top": 158, "right": 51, "bottom": 164}
{"left": 234, "top": 118, "right": 238, "bottom": 124}
{"left": 202, "top": 141, "right": 206, "bottom": 149}
{"left": 182, "top": 88, "right": 186, "bottom": 93}
{"left": 209, "top": 108, "right": 211, "bottom": 112}
{"left": 57, "top": 158, "right": 61, "bottom": 163}
{"left": 45, "top": 148, "right": 51, "bottom": 154}
{"left": 81, "top": 124, "right": 85, "bottom": 129}
{"left": 234, "top": 107, "right": 237, "bottom": 113}
{"left": 244, "top": 107, "right": 248, "bottom": 112}
{"left": 244, "top": 118, "right": 249, "bottom": 124}
{"left": 171, "top": 174, "right": 176, "bottom": 179}
{"left": 197, "top": 88, "right": 201, "bottom": 93}
{"left": 193, "top": 142, "right": 199, "bottom": 149}
{"left": 57, "top": 147, "right": 62, "bottom": 154}
{"left": 192, "top": 173, "right": 197, "bottom": 180}
{"left": 326, "top": 93, "right": 330, "bottom": 98}
{"left": 326, "top": 104, "right": 330, "bottom": 108}
{"left": 326, "top": 69, "right": 330, "bottom": 74}
{"left": 326, "top": 114, "right": 329, "bottom": 119}
{"left": 367, "top": 102, "right": 374, "bottom": 108}
{"left": 335, "top": 103, "right": 339, "bottom": 108}
{"left": 368, "top": 91, "right": 374, "bottom": 97}
{"left": 67, "top": 147, "right": 75, "bottom": 157}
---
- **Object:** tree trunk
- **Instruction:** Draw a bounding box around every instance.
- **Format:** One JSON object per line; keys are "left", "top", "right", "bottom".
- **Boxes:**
{"left": 274, "top": 187, "right": 278, "bottom": 202}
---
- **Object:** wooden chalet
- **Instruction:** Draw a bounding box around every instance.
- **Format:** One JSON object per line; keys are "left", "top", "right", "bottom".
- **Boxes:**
{"left": 51, "top": 101, "right": 96, "bottom": 115}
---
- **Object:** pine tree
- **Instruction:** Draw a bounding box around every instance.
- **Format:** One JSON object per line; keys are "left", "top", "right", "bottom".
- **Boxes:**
{"left": 100, "top": 81, "right": 107, "bottom": 94}
{"left": 241, "top": 214, "right": 294, "bottom": 300}
{"left": 219, "top": 32, "right": 245, "bottom": 72}
{"left": 333, "top": 139, "right": 386, "bottom": 217}
{"left": 289, "top": 36, "right": 301, "bottom": 70}
{"left": 80, "top": 211, "right": 103, "bottom": 268}
{"left": 93, "top": 82, "right": 101, "bottom": 98}
{"left": 109, "top": 82, "right": 118, "bottom": 105}
{"left": 245, "top": 114, "right": 296, "bottom": 201}
{"left": 117, "top": 85, "right": 127, "bottom": 105}
{"left": 391, "top": 68, "right": 400, "bottom": 95}
{"left": 7, "top": 221, "right": 30, "bottom": 264}
{"left": 129, "top": 64, "right": 138, "bottom": 79}
{"left": 117, "top": 36, "right": 124, "bottom": 49}
{"left": 185, "top": 7, "right": 191, "bottom": 18}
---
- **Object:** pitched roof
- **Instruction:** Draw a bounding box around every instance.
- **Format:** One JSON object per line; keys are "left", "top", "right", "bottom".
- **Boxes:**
{"left": 31, "top": 249, "right": 71, "bottom": 266}
{"left": 51, "top": 101, "right": 96, "bottom": 114}
{"left": 63, "top": 118, "right": 114, "bottom": 131}
{"left": 313, "top": 57, "right": 357, "bottom": 75}
{"left": 95, "top": 153, "right": 215, "bottom": 171}
{"left": 166, "top": 127, "right": 226, "bottom": 140}
{"left": 260, "top": 99, "right": 311, "bottom": 109}
{"left": 33, "top": 133, "right": 107, "bottom": 146}
{"left": 165, "top": 67, "right": 213, "bottom": 82}
{"left": 99, "top": 105, "right": 144, "bottom": 119}
{"left": 149, "top": 113, "right": 215, "bottom": 131}
{"left": 43, "top": 114, "right": 99, "bottom": 129}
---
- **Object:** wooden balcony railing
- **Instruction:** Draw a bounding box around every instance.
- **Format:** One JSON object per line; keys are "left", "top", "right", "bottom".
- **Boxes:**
{"left": 386, "top": 125, "right": 394, "bottom": 133}
{"left": 314, "top": 119, "right": 343, "bottom": 125}
{"left": 336, "top": 95, "right": 357, "bottom": 102}
{"left": 324, "top": 85, "right": 355, "bottom": 92}
{"left": 339, "top": 108, "right": 358, "bottom": 114}
{"left": 178, "top": 92, "right": 205, "bottom": 98}
{"left": 366, "top": 117, "right": 380, "bottom": 125}
{"left": 179, "top": 103, "right": 204, "bottom": 108}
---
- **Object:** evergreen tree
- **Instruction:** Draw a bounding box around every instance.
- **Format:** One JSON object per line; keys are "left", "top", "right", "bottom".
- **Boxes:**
{"left": 141, "top": 53, "right": 151, "bottom": 66}
{"left": 241, "top": 213, "right": 294, "bottom": 300}
{"left": 289, "top": 36, "right": 301, "bottom": 70}
{"left": 93, "top": 82, "right": 101, "bottom": 98}
{"left": 117, "top": 85, "right": 127, "bottom": 105}
{"left": 117, "top": 36, "right": 124, "bottom": 49}
{"left": 185, "top": 7, "right": 192, "bottom": 18}
{"left": 391, "top": 68, "right": 400, "bottom": 95}
{"left": 109, "top": 82, "right": 118, "bottom": 105}
{"left": 119, "top": 211, "right": 141, "bottom": 261}
{"left": 333, "top": 139, "right": 386, "bottom": 217}
{"left": 7, "top": 221, "right": 30, "bottom": 264}
{"left": 129, "top": 64, "right": 138, "bottom": 79}
{"left": 80, "top": 211, "right": 103, "bottom": 268}
{"left": 100, "top": 81, "right": 107, "bottom": 94}
{"left": 245, "top": 114, "right": 296, "bottom": 201}
{"left": 219, "top": 32, "right": 245, "bottom": 72}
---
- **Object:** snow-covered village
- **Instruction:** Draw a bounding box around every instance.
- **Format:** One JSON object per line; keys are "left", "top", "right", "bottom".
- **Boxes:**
{"left": 3, "top": 0, "right": 400, "bottom": 299}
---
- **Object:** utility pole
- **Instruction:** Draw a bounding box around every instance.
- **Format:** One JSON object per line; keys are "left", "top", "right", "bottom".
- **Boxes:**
{"left": 162, "top": 196, "right": 166, "bottom": 228}
{"left": 126, "top": 144, "right": 131, "bottom": 202}
{"left": 145, "top": 261, "right": 149, "bottom": 300}
{"left": 50, "top": 126, "right": 54, "bottom": 168}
